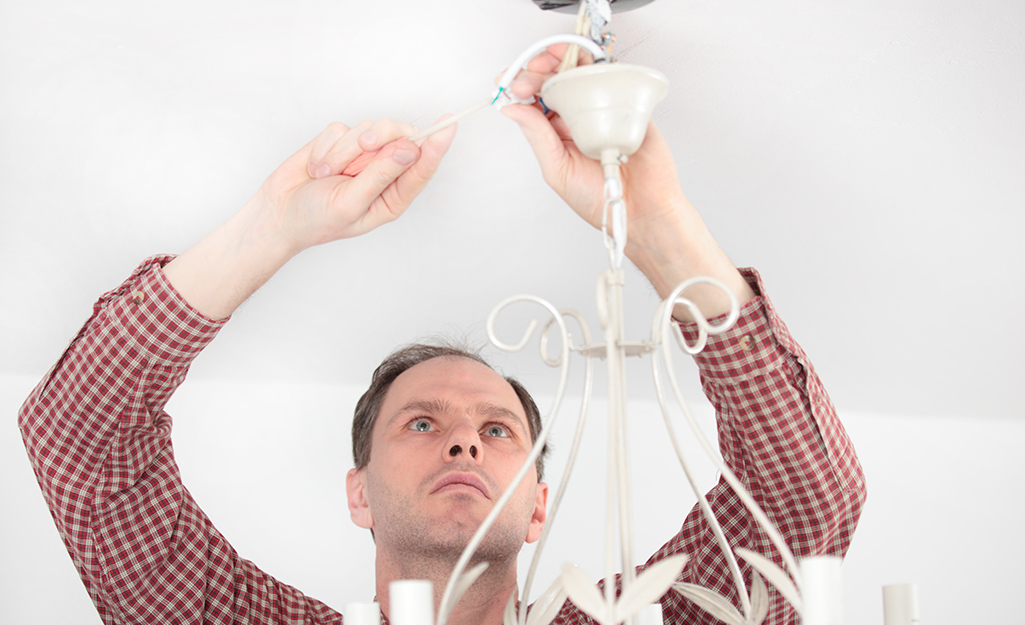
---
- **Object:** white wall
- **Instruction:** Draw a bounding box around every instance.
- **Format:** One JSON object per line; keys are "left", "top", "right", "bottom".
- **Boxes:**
{"left": 4, "top": 371, "right": 1023, "bottom": 624}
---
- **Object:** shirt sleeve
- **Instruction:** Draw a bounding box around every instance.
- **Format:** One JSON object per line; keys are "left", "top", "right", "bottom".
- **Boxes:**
{"left": 18, "top": 256, "right": 344, "bottom": 625}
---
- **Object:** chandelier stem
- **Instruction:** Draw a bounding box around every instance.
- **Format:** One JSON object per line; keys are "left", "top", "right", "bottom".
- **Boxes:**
{"left": 601, "top": 267, "right": 637, "bottom": 624}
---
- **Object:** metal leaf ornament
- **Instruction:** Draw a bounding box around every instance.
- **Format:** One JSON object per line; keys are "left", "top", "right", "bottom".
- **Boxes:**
{"left": 560, "top": 555, "right": 688, "bottom": 625}
{"left": 614, "top": 555, "right": 689, "bottom": 623}
{"left": 671, "top": 582, "right": 745, "bottom": 625}
{"left": 560, "top": 564, "right": 608, "bottom": 624}
{"left": 438, "top": 562, "right": 489, "bottom": 625}
{"left": 670, "top": 569, "right": 771, "bottom": 625}
{"left": 748, "top": 571, "right": 770, "bottom": 625}
{"left": 734, "top": 548, "right": 802, "bottom": 613}
{"left": 526, "top": 576, "right": 569, "bottom": 625}
{"left": 503, "top": 592, "right": 519, "bottom": 625}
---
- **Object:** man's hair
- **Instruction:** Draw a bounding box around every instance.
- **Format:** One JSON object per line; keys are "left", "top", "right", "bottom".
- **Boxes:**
{"left": 352, "top": 342, "right": 549, "bottom": 480}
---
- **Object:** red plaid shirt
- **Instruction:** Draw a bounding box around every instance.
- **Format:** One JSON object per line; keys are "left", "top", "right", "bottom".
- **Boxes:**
{"left": 20, "top": 256, "right": 865, "bottom": 625}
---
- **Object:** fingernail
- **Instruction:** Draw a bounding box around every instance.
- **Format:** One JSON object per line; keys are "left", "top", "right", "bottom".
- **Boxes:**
{"left": 360, "top": 130, "right": 379, "bottom": 148}
{"left": 392, "top": 149, "right": 417, "bottom": 165}
{"left": 314, "top": 163, "right": 331, "bottom": 179}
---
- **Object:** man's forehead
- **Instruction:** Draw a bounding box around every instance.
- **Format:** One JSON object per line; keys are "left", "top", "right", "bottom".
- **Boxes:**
{"left": 380, "top": 356, "right": 526, "bottom": 417}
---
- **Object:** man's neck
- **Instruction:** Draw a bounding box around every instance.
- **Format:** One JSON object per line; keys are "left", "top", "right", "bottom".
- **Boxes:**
{"left": 376, "top": 550, "right": 519, "bottom": 625}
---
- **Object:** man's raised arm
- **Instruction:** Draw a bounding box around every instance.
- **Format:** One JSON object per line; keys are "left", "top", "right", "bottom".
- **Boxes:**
{"left": 498, "top": 45, "right": 756, "bottom": 320}
{"left": 165, "top": 119, "right": 456, "bottom": 319}
{"left": 19, "top": 118, "right": 456, "bottom": 624}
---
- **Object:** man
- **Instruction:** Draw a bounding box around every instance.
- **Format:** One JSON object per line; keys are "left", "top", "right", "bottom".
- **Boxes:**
{"left": 19, "top": 46, "right": 866, "bottom": 624}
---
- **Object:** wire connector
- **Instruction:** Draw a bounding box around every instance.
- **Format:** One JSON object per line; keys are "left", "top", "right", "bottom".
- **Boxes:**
{"left": 490, "top": 86, "right": 536, "bottom": 112}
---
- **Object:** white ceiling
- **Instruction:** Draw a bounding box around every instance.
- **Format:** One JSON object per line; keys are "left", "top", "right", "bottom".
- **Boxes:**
{"left": 1, "top": 0, "right": 1022, "bottom": 419}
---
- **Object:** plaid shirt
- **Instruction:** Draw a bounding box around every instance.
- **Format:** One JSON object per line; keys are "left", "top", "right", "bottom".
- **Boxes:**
{"left": 20, "top": 256, "right": 865, "bottom": 625}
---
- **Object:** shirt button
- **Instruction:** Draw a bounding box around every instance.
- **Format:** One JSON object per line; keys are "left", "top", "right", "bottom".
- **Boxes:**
{"left": 131, "top": 290, "right": 145, "bottom": 305}
{"left": 739, "top": 335, "right": 754, "bottom": 351}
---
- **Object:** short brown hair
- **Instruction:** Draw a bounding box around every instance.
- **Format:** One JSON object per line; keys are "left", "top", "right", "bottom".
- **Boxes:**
{"left": 352, "top": 342, "right": 549, "bottom": 480}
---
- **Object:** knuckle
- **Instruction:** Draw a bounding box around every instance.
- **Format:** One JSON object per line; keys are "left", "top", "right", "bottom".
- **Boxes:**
{"left": 325, "top": 121, "right": 348, "bottom": 136}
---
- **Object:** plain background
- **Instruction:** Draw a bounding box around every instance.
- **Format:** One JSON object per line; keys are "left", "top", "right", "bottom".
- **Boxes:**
{"left": 2, "top": 0, "right": 1023, "bottom": 623}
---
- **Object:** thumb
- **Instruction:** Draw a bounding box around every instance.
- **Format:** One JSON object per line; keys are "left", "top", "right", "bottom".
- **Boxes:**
{"left": 501, "top": 104, "right": 571, "bottom": 177}
{"left": 342, "top": 138, "right": 422, "bottom": 211}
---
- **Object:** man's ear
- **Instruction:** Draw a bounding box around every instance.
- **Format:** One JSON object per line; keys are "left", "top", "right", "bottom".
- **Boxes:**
{"left": 525, "top": 481, "right": 549, "bottom": 544}
{"left": 346, "top": 468, "right": 374, "bottom": 530}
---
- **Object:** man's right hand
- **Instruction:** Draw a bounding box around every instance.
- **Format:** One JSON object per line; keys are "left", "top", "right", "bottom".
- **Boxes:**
{"left": 163, "top": 117, "right": 457, "bottom": 320}
{"left": 263, "top": 118, "right": 455, "bottom": 251}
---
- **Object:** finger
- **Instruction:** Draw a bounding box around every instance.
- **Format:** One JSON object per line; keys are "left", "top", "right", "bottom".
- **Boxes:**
{"left": 375, "top": 116, "right": 458, "bottom": 222}
{"left": 306, "top": 121, "right": 364, "bottom": 178}
{"left": 313, "top": 118, "right": 418, "bottom": 179}
{"left": 500, "top": 103, "right": 573, "bottom": 177}
{"left": 353, "top": 118, "right": 420, "bottom": 154}
{"left": 340, "top": 120, "right": 425, "bottom": 177}
{"left": 340, "top": 149, "right": 380, "bottom": 177}
{"left": 337, "top": 138, "right": 424, "bottom": 226}
{"left": 509, "top": 70, "right": 549, "bottom": 100}
{"left": 508, "top": 46, "right": 597, "bottom": 101}
{"left": 526, "top": 46, "right": 565, "bottom": 72}
{"left": 493, "top": 44, "right": 565, "bottom": 88}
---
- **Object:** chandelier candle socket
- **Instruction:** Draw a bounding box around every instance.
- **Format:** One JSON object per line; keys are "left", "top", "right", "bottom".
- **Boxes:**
{"left": 883, "top": 584, "right": 921, "bottom": 625}
{"left": 391, "top": 580, "right": 435, "bottom": 625}
{"left": 343, "top": 602, "right": 382, "bottom": 625}
{"left": 799, "top": 557, "right": 844, "bottom": 625}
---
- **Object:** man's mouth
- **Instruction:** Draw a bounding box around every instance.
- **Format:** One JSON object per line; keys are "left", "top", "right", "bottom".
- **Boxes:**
{"left": 430, "top": 472, "right": 491, "bottom": 500}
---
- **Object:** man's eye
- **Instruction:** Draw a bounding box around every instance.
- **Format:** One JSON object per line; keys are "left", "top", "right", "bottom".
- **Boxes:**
{"left": 484, "top": 425, "right": 509, "bottom": 438}
{"left": 410, "top": 420, "right": 433, "bottom": 432}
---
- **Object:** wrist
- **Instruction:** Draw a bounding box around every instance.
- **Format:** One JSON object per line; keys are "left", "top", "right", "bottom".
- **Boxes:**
{"left": 624, "top": 196, "right": 755, "bottom": 320}
{"left": 164, "top": 198, "right": 300, "bottom": 320}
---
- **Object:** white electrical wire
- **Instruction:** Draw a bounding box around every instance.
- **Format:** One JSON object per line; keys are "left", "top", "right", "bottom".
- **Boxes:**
{"left": 407, "top": 33, "right": 607, "bottom": 144}
{"left": 494, "top": 34, "right": 607, "bottom": 105}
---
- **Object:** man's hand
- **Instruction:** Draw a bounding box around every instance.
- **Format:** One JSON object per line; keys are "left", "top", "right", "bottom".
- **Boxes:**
{"left": 164, "top": 117, "right": 457, "bottom": 319}
{"left": 499, "top": 44, "right": 755, "bottom": 320}
{"left": 263, "top": 118, "right": 455, "bottom": 251}
{"left": 498, "top": 45, "right": 684, "bottom": 237}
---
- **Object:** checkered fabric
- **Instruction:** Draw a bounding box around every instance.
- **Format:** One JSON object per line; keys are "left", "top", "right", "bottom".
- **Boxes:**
{"left": 20, "top": 257, "right": 865, "bottom": 624}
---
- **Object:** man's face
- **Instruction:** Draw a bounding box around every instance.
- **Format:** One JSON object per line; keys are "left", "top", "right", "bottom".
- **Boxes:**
{"left": 346, "top": 356, "right": 548, "bottom": 563}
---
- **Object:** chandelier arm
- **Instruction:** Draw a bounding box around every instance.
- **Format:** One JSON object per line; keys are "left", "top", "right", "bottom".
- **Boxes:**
{"left": 437, "top": 296, "right": 574, "bottom": 625}
{"left": 520, "top": 310, "right": 596, "bottom": 625}
{"left": 655, "top": 289, "right": 804, "bottom": 596}
{"left": 648, "top": 321, "right": 752, "bottom": 617}
{"left": 540, "top": 316, "right": 571, "bottom": 368}
{"left": 603, "top": 383, "right": 618, "bottom": 618}
{"left": 666, "top": 277, "right": 743, "bottom": 355}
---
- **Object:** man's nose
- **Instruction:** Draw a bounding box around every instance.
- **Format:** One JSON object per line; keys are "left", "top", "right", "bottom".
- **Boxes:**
{"left": 443, "top": 422, "right": 482, "bottom": 464}
{"left": 448, "top": 444, "right": 477, "bottom": 459}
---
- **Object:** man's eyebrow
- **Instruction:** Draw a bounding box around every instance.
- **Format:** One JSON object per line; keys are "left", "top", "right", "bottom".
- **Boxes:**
{"left": 391, "top": 398, "right": 452, "bottom": 422}
{"left": 473, "top": 402, "right": 530, "bottom": 435}
{"left": 388, "top": 398, "right": 528, "bottom": 433}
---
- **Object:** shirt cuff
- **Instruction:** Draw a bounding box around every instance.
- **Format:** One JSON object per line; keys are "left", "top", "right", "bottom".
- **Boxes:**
{"left": 90, "top": 255, "right": 228, "bottom": 366}
{"left": 678, "top": 267, "right": 800, "bottom": 384}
